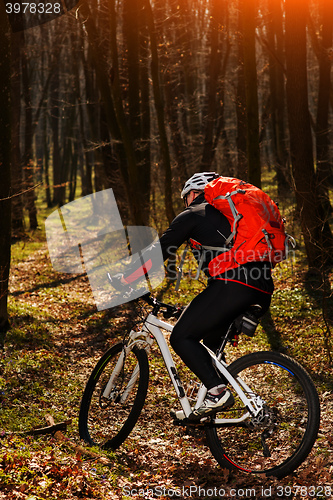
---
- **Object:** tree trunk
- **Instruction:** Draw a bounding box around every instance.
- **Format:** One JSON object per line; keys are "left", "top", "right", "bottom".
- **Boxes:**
{"left": 163, "top": 5, "right": 188, "bottom": 186}
{"left": 285, "top": 0, "right": 333, "bottom": 268}
{"left": 139, "top": 7, "right": 152, "bottom": 220}
{"left": 21, "top": 32, "right": 38, "bottom": 229}
{"left": 108, "top": 0, "right": 147, "bottom": 225}
{"left": 201, "top": 0, "right": 225, "bottom": 170}
{"left": 11, "top": 31, "right": 24, "bottom": 238}
{"left": 315, "top": 0, "right": 333, "bottom": 214}
{"left": 124, "top": 0, "right": 151, "bottom": 223}
{"left": 267, "top": 0, "right": 291, "bottom": 196}
{"left": 79, "top": 42, "right": 96, "bottom": 197}
{"left": 123, "top": 0, "right": 140, "bottom": 141}
{"left": 164, "top": 67, "right": 188, "bottom": 182}
{"left": 0, "top": 6, "right": 11, "bottom": 335}
{"left": 50, "top": 55, "right": 61, "bottom": 206}
{"left": 43, "top": 120, "right": 52, "bottom": 208}
{"left": 178, "top": 0, "right": 200, "bottom": 142}
{"left": 143, "top": 0, "right": 175, "bottom": 223}
{"left": 235, "top": 2, "right": 248, "bottom": 180}
{"left": 241, "top": 0, "right": 261, "bottom": 188}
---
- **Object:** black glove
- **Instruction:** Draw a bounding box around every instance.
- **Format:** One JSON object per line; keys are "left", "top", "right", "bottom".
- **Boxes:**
{"left": 107, "top": 273, "right": 130, "bottom": 292}
{"left": 107, "top": 273, "right": 150, "bottom": 302}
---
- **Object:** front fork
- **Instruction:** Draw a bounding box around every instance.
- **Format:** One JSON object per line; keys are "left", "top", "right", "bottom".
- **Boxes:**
{"left": 102, "top": 330, "right": 153, "bottom": 402}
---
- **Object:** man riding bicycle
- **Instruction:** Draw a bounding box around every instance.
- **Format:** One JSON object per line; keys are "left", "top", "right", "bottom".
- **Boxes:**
{"left": 112, "top": 172, "right": 274, "bottom": 420}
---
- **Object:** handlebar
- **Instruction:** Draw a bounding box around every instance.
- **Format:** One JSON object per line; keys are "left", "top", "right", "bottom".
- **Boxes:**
{"left": 107, "top": 273, "right": 183, "bottom": 319}
{"left": 139, "top": 292, "right": 184, "bottom": 319}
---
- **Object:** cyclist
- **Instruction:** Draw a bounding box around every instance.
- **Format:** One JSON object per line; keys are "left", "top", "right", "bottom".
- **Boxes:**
{"left": 112, "top": 172, "right": 274, "bottom": 420}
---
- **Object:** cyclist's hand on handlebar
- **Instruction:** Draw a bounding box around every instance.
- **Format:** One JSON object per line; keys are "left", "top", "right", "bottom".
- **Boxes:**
{"left": 162, "top": 305, "right": 184, "bottom": 319}
{"left": 107, "top": 273, "right": 149, "bottom": 302}
{"left": 107, "top": 273, "right": 131, "bottom": 292}
{"left": 174, "top": 306, "right": 184, "bottom": 319}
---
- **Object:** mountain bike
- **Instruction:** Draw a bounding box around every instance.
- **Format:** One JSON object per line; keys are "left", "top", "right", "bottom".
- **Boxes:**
{"left": 79, "top": 291, "right": 320, "bottom": 479}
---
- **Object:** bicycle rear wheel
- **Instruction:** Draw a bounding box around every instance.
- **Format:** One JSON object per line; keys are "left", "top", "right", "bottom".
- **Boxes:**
{"left": 79, "top": 342, "right": 149, "bottom": 450}
{"left": 205, "top": 351, "right": 320, "bottom": 478}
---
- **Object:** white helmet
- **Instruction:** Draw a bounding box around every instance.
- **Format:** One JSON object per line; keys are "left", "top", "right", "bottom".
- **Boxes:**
{"left": 181, "top": 172, "right": 219, "bottom": 199}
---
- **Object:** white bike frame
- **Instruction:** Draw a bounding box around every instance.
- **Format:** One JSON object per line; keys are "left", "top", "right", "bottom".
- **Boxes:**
{"left": 103, "top": 312, "right": 264, "bottom": 424}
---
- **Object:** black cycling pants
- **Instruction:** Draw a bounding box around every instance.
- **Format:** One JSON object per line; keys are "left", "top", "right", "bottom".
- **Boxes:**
{"left": 170, "top": 279, "right": 272, "bottom": 390}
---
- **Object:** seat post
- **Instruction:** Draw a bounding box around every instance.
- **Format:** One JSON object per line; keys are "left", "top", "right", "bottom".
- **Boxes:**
{"left": 216, "top": 323, "right": 235, "bottom": 359}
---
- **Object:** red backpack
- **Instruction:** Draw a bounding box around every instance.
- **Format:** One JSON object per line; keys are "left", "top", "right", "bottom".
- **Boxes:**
{"left": 203, "top": 176, "right": 295, "bottom": 276}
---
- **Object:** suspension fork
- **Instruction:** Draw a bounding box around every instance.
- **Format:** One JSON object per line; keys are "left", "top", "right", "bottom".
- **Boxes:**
{"left": 102, "top": 331, "right": 153, "bottom": 401}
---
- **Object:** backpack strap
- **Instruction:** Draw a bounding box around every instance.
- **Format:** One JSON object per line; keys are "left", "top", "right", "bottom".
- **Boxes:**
{"left": 175, "top": 239, "right": 229, "bottom": 289}
{"left": 213, "top": 189, "right": 244, "bottom": 246}
{"left": 262, "top": 228, "right": 273, "bottom": 250}
{"left": 262, "top": 229, "right": 296, "bottom": 260}
{"left": 285, "top": 233, "right": 296, "bottom": 257}
{"left": 190, "top": 239, "right": 230, "bottom": 279}
{"left": 193, "top": 244, "right": 229, "bottom": 279}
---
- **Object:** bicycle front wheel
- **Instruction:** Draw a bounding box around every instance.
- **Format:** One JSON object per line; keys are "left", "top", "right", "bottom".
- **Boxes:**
{"left": 205, "top": 351, "right": 320, "bottom": 478}
{"left": 79, "top": 342, "right": 149, "bottom": 450}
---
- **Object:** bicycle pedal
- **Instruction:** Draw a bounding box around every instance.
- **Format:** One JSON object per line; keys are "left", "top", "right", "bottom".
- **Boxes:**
{"left": 170, "top": 409, "right": 185, "bottom": 420}
{"left": 172, "top": 416, "right": 208, "bottom": 427}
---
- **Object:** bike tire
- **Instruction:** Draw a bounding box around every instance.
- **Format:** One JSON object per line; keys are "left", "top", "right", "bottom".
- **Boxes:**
{"left": 79, "top": 342, "right": 149, "bottom": 450}
{"left": 205, "top": 351, "right": 320, "bottom": 478}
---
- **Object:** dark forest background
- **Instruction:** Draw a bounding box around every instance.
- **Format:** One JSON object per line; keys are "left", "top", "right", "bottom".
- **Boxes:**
{"left": 1, "top": 0, "right": 333, "bottom": 330}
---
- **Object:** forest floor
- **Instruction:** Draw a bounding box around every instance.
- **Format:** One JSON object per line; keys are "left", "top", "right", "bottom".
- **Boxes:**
{"left": 1, "top": 229, "right": 333, "bottom": 499}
